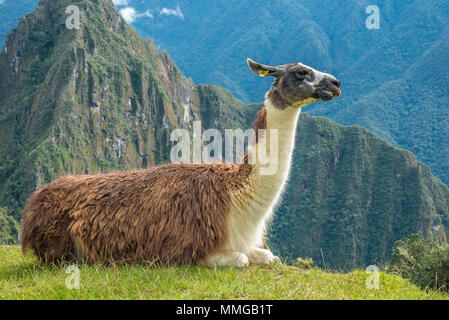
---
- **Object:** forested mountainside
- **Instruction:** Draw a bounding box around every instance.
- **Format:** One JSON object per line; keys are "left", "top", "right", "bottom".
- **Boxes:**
{"left": 110, "top": 0, "right": 449, "bottom": 186}
{"left": 0, "top": 0, "right": 448, "bottom": 268}
{"left": 270, "top": 113, "right": 449, "bottom": 269}
{"left": 0, "top": 0, "right": 245, "bottom": 223}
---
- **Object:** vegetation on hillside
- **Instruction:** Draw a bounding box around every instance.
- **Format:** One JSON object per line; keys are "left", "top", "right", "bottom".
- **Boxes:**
{"left": 1, "top": 246, "right": 447, "bottom": 300}
{"left": 268, "top": 113, "right": 449, "bottom": 269}
{"left": 0, "top": 0, "right": 197, "bottom": 222}
{"left": 120, "top": 0, "right": 449, "bottom": 186}
{"left": 386, "top": 234, "right": 449, "bottom": 292}
{"left": 0, "top": 208, "right": 19, "bottom": 244}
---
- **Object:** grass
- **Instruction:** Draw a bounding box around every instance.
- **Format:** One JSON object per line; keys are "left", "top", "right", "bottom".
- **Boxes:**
{"left": 0, "top": 245, "right": 447, "bottom": 300}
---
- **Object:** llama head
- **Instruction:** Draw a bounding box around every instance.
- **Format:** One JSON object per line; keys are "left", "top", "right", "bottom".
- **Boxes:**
{"left": 247, "top": 58, "right": 341, "bottom": 109}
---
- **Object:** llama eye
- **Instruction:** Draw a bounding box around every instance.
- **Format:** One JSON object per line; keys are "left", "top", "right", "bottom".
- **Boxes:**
{"left": 296, "top": 70, "right": 309, "bottom": 78}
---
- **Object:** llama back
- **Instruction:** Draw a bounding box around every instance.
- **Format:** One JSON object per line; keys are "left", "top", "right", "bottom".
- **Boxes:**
{"left": 21, "top": 164, "right": 253, "bottom": 265}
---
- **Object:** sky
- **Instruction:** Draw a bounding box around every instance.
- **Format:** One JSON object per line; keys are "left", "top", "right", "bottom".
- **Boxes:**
{"left": 112, "top": 0, "right": 184, "bottom": 23}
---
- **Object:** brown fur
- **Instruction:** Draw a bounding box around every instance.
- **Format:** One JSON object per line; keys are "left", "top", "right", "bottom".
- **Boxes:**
{"left": 21, "top": 163, "right": 253, "bottom": 265}
{"left": 243, "top": 107, "right": 267, "bottom": 164}
{"left": 253, "top": 107, "right": 267, "bottom": 142}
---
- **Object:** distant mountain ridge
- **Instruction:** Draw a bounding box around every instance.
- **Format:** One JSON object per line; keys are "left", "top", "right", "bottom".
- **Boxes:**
{"left": 270, "top": 113, "right": 449, "bottom": 269}
{"left": 0, "top": 0, "right": 448, "bottom": 269}
{"left": 109, "top": 0, "right": 449, "bottom": 186}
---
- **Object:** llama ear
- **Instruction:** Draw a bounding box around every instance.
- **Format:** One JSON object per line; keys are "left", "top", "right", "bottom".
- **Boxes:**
{"left": 247, "top": 58, "right": 281, "bottom": 77}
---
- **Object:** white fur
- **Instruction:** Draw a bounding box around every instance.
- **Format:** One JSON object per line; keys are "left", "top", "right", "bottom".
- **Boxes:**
{"left": 298, "top": 62, "right": 337, "bottom": 87}
{"left": 204, "top": 251, "right": 249, "bottom": 268}
{"left": 214, "top": 99, "right": 310, "bottom": 267}
{"left": 247, "top": 247, "right": 281, "bottom": 265}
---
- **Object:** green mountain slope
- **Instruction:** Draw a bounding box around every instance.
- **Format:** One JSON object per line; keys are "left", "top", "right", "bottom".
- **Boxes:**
{"left": 2, "top": 1, "right": 449, "bottom": 186}
{"left": 269, "top": 114, "right": 449, "bottom": 269}
{"left": 308, "top": 1, "right": 449, "bottom": 186}
{"left": 0, "top": 208, "right": 19, "bottom": 244}
{"left": 118, "top": 0, "right": 449, "bottom": 187}
{"left": 0, "top": 0, "right": 219, "bottom": 221}
{"left": 325, "top": 31, "right": 449, "bottom": 184}
{"left": 0, "top": 0, "right": 448, "bottom": 269}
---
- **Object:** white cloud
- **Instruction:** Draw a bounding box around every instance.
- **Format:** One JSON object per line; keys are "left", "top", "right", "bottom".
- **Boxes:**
{"left": 119, "top": 7, "right": 153, "bottom": 23}
{"left": 160, "top": 6, "right": 184, "bottom": 19}
{"left": 112, "top": 0, "right": 129, "bottom": 5}
{"left": 0, "top": 0, "right": 5, "bottom": 5}
{"left": 139, "top": 10, "right": 153, "bottom": 19}
{"left": 119, "top": 7, "right": 136, "bottom": 23}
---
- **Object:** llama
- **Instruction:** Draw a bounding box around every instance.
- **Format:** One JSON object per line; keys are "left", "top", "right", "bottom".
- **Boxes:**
{"left": 21, "top": 59, "right": 341, "bottom": 267}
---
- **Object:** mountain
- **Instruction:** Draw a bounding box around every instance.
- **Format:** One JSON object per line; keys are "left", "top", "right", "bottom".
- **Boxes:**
{"left": 0, "top": 0, "right": 246, "bottom": 222}
{"left": 111, "top": 0, "right": 449, "bottom": 187}
{"left": 270, "top": 114, "right": 449, "bottom": 269}
{"left": 0, "top": 0, "right": 448, "bottom": 269}
{"left": 308, "top": 0, "right": 449, "bottom": 186}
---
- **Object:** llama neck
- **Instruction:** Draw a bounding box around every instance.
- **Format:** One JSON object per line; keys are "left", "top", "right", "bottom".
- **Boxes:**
{"left": 227, "top": 99, "right": 302, "bottom": 253}
{"left": 250, "top": 99, "right": 301, "bottom": 206}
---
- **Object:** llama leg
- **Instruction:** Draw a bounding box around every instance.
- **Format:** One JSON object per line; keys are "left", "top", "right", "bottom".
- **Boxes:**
{"left": 72, "top": 236, "right": 86, "bottom": 264}
{"left": 204, "top": 252, "right": 249, "bottom": 268}
{"left": 248, "top": 247, "right": 280, "bottom": 265}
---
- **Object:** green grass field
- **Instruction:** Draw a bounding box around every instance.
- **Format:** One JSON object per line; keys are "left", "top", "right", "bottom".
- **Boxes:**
{"left": 0, "top": 245, "right": 447, "bottom": 300}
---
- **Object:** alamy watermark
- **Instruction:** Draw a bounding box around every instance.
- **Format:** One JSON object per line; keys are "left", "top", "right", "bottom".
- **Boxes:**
{"left": 170, "top": 121, "right": 279, "bottom": 175}
{"left": 65, "top": 264, "right": 80, "bottom": 290}
{"left": 366, "top": 5, "right": 380, "bottom": 30}
{"left": 66, "top": 5, "right": 81, "bottom": 30}
{"left": 365, "top": 265, "right": 380, "bottom": 290}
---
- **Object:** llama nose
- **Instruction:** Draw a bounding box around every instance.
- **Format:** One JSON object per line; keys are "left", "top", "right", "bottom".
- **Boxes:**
{"left": 330, "top": 78, "right": 341, "bottom": 88}
{"left": 326, "top": 77, "right": 341, "bottom": 96}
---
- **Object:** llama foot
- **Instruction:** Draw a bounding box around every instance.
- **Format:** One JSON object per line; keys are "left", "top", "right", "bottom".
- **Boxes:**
{"left": 204, "top": 252, "right": 249, "bottom": 268}
{"left": 248, "top": 247, "right": 280, "bottom": 265}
